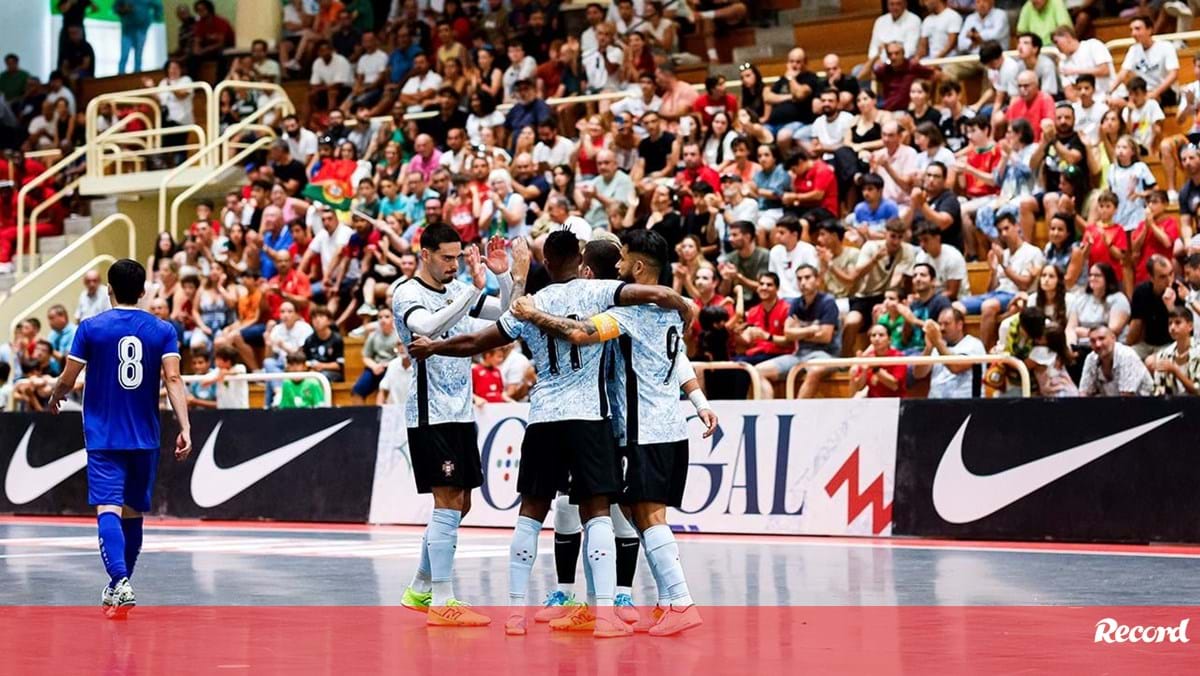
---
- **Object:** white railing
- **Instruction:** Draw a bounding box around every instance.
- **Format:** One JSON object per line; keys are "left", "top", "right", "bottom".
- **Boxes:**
{"left": 921, "top": 29, "right": 1200, "bottom": 68}
{"left": 85, "top": 81, "right": 213, "bottom": 175}
{"left": 168, "top": 134, "right": 276, "bottom": 240}
{"left": 789, "top": 353, "right": 1033, "bottom": 399}
{"left": 691, "top": 360, "right": 767, "bottom": 399}
{"left": 181, "top": 371, "right": 333, "bottom": 408}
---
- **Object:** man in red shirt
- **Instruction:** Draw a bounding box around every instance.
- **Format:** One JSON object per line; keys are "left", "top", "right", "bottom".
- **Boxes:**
{"left": 191, "top": 1, "right": 235, "bottom": 66}
{"left": 873, "top": 42, "right": 937, "bottom": 112}
{"left": 267, "top": 249, "right": 313, "bottom": 321}
{"left": 692, "top": 74, "right": 738, "bottom": 128}
{"left": 471, "top": 346, "right": 508, "bottom": 404}
{"left": 1002, "top": 70, "right": 1054, "bottom": 141}
{"left": 735, "top": 272, "right": 794, "bottom": 364}
{"left": 675, "top": 142, "right": 722, "bottom": 215}
{"left": 784, "top": 148, "right": 838, "bottom": 217}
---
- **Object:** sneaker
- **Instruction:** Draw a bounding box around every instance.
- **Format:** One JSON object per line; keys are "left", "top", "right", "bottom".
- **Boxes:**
{"left": 1169, "top": 189, "right": 1180, "bottom": 205}
{"left": 534, "top": 590, "right": 582, "bottom": 623}
{"left": 633, "top": 605, "right": 666, "bottom": 632}
{"left": 101, "top": 584, "right": 115, "bottom": 609}
{"left": 505, "top": 613, "right": 527, "bottom": 636}
{"left": 106, "top": 577, "right": 136, "bottom": 619}
{"left": 426, "top": 599, "right": 491, "bottom": 627}
{"left": 593, "top": 614, "right": 634, "bottom": 639}
{"left": 614, "top": 593, "right": 639, "bottom": 624}
{"left": 348, "top": 325, "right": 368, "bottom": 338}
{"left": 356, "top": 303, "right": 378, "bottom": 317}
{"left": 648, "top": 605, "right": 703, "bottom": 637}
{"left": 401, "top": 586, "right": 432, "bottom": 614}
{"left": 548, "top": 604, "right": 596, "bottom": 632}
{"left": 1165, "top": 0, "right": 1193, "bottom": 17}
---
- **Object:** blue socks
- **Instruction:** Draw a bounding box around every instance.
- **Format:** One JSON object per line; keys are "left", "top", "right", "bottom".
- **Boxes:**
{"left": 640, "top": 531, "right": 670, "bottom": 606}
{"left": 427, "top": 508, "right": 461, "bottom": 605}
{"left": 122, "top": 517, "right": 143, "bottom": 578}
{"left": 97, "top": 513, "right": 128, "bottom": 586}
{"left": 644, "top": 524, "right": 693, "bottom": 607}
{"left": 508, "top": 515, "right": 542, "bottom": 606}
{"left": 410, "top": 528, "right": 433, "bottom": 593}
{"left": 584, "top": 516, "right": 616, "bottom": 607}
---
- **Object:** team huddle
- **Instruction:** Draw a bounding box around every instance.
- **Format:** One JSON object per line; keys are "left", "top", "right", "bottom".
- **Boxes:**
{"left": 396, "top": 222, "right": 716, "bottom": 637}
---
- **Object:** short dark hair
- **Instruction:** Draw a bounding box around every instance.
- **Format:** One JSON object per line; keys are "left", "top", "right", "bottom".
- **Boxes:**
{"left": 815, "top": 219, "right": 845, "bottom": 239}
{"left": 979, "top": 41, "right": 1004, "bottom": 64}
{"left": 1128, "top": 76, "right": 1148, "bottom": 94}
{"left": 729, "top": 220, "right": 757, "bottom": 237}
{"left": 1076, "top": 73, "right": 1095, "bottom": 88}
{"left": 623, "top": 228, "right": 670, "bottom": 272}
{"left": 214, "top": 345, "right": 240, "bottom": 364}
{"left": 759, "top": 271, "right": 781, "bottom": 287}
{"left": 774, "top": 215, "right": 803, "bottom": 236}
{"left": 194, "top": 0, "right": 215, "bottom": 12}
{"left": 1129, "top": 13, "right": 1153, "bottom": 30}
{"left": 912, "top": 261, "right": 937, "bottom": 279}
{"left": 915, "top": 222, "right": 943, "bottom": 240}
{"left": 311, "top": 306, "right": 334, "bottom": 321}
{"left": 1016, "top": 31, "right": 1043, "bottom": 50}
{"left": 583, "top": 239, "right": 621, "bottom": 280}
{"left": 108, "top": 259, "right": 146, "bottom": 306}
{"left": 4, "top": 54, "right": 17, "bottom": 63}
{"left": 285, "top": 350, "right": 307, "bottom": 366}
{"left": 1169, "top": 306, "right": 1193, "bottom": 323}
{"left": 1019, "top": 306, "right": 1046, "bottom": 339}
{"left": 966, "top": 114, "right": 991, "bottom": 131}
{"left": 858, "top": 173, "right": 884, "bottom": 190}
{"left": 252, "top": 39, "right": 268, "bottom": 50}
{"left": 1185, "top": 253, "right": 1200, "bottom": 269}
{"left": 544, "top": 231, "right": 583, "bottom": 270}
{"left": 419, "top": 223, "right": 462, "bottom": 251}
{"left": 1010, "top": 118, "right": 1035, "bottom": 145}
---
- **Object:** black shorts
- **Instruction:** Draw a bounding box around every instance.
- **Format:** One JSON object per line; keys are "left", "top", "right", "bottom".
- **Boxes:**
{"left": 517, "top": 420, "right": 620, "bottom": 502}
{"left": 619, "top": 440, "right": 690, "bottom": 508}
{"left": 407, "top": 422, "right": 483, "bottom": 494}
{"left": 849, "top": 294, "right": 884, "bottom": 318}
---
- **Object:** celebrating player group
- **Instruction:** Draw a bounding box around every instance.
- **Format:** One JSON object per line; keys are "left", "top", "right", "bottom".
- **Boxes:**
{"left": 400, "top": 223, "right": 717, "bottom": 638}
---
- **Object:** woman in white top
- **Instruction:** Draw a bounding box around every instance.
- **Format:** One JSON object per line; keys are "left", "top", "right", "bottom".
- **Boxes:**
{"left": 1068, "top": 261, "right": 1131, "bottom": 357}
{"left": 701, "top": 111, "right": 738, "bottom": 168}
{"left": 912, "top": 121, "right": 957, "bottom": 187}
{"left": 478, "top": 168, "right": 528, "bottom": 240}
{"left": 143, "top": 58, "right": 194, "bottom": 165}
{"left": 465, "top": 90, "right": 504, "bottom": 146}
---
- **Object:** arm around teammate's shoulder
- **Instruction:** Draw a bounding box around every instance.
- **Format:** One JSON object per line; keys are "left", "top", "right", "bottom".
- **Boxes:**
{"left": 615, "top": 283, "right": 693, "bottom": 326}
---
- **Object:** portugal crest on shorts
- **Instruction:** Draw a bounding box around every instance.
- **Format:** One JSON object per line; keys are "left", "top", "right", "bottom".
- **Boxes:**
{"left": 442, "top": 460, "right": 455, "bottom": 477}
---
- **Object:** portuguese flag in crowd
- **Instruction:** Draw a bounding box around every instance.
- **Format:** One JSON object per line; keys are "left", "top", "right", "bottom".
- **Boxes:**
{"left": 303, "top": 158, "right": 358, "bottom": 210}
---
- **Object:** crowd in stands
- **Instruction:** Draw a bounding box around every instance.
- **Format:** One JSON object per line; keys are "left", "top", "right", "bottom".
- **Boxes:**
{"left": 9, "top": 0, "right": 1200, "bottom": 407}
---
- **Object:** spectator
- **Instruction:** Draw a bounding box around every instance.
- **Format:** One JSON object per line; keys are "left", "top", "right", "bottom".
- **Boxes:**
{"left": 809, "top": 90, "right": 854, "bottom": 163}
{"left": 309, "top": 40, "right": 353, "bottom": 117}
{"left": 58, "top": 25, "right": 95, "bottom": 88}
{"left": 503, "top": 42, "right": 538, "bottom": 102}
{"left": 734, "top": 272, "right": 793, "bottom": 364}
{"left": 1016, "top": 0, "right": 1070, "bottom": 46}
{"left": 784, "top": 148, "right": 838, "bottom": 219}
{"left": 472, "top": 346, "right": 510, "bottom": 404}
{"left": 341, "top": 31, "right": 389, "bottom": 115}
{"left": 189, "top": 0, "right": 235, "bottom": 75}
{"left": 215, "top": 269, "right": 269, "bottom": 370}
{"left": 435, "top": 20, "right": 467, "bottom": 74}
{"left": 261, "top": 300, "right": 313, "bottom": 407}
{"left": 303, "top": 306, "right": 345, "bottom": 382}
{"left": 579, "top": 149, "right": 633, "bottom": 229}
{"left": 399, "top": 52, "right": 442, "bottom": 115}
{"left": 675, "top": 142, "right": 721, "bottom": 215}
{"left": 656, "top": 62, "right": 698, "bottom": 124}
{"left": 1131, "top": 191, "right": 1180, "bottom": 286}
{"left": 0, "top": 55, "right": 30, "bottom": 110}
{"left": 1003, "top": 70, "right": 1055, "bottom": 143}
{"left": 115, "top": 0, "right": 162, "bottom": 75}
{"left": 1068, "top": 262, "right": 1130, "bottom": 363}
{"left": 820, "top": 54, "right": 860, "bottom": 113}
{"left": 844, "top": 219, "right": 919, "bottom": 350}
{"left": 76, "top": 269, "right": 111, "bottom": 321}
{"left": 281, "top": 115, "right": 319, "bottom": 166}
{"left": 850, "top": 323, "right": 907, "bottom": 397}
{"left": 951, "top": 0, "right": 1009, "bottom": 82}
{"left": 754, "top": 264, "right": 840, "bottom": 398}
{"left": 1147, "top": 307, "right": 1200, "bottom": 395}
{"left": 45, "top": 304, "right": 75, "bottom": 368}
{"left": 1079, "top": 324, "right": 1154, "bottom": 396}
{"left": 814, "top": 220, "right": 860, "bottom": 314}
{"left": 754, "top": 143, "right": 789, "bottom": 228}
{"left": 330, "top": 9, "right": 361, "bottom": 59}
{"left": 763, "top": 48, "right": 819, "bottom": 152}
{"left": 915, "top": 223, "right": 967, "bottom": 299}
{"left": 186, "top": 351, "right": 218, "bottom": 408}
{"left": 249, "top": 39, "right": 281, "bottom": 84}
{"left": 694, "top": 75, "right": 738, "bottom": 129}
{"left": 906, "top": 160, "right": 964, "bottom": 252}
{"left": 1083, "top": 191, "right": 1129, "bottom": 286}
{"left": 352, "top": 305, "right": 399, "bottom": 404}
{"left": 873, "top": 42, "right": 937, "bottom": 113}
{"left": 875, "top": 286, "right": 920, "bottom": 353}
{"left": 918, "top": 0, "right": 962, "bottom": 61}
{"left": 209, "top": 345, "right": 249, "bottom": 409}
{"left": 718, "top": 220, "right": 770, "bottom": 307}
{"left": 955, "top": 213, "right": 1044, "bottom": 347}
{"left": 506, "top": 79, "right": 552, "bottom": 142}
{"left": 1052, "top": 26, "right": 1115, "bottom": 101}
{"left": 712, "top": 174, "right": 758, "bottom": 245}
{"left": 870, "top": 121, "right": 919, "bottom": 213}
{"left": 864, "top": 0, "right": 921, "bottom": 77}
{"left": 937, "top": 81, "right": 975, "bottom": 153}
{"left": 769, "top": 216, "right": 819, "bottom": 301}
{"left": 1122, "top": 77, "right": 1165, "bottom": 158}
{"left": 851, "top": 173, "right": 900, "bottom": 243}
{"left": 1111, "top": 15, "right": 1178, "bottom": 106}
{"left": 1128, "top": 254, "right": 1185, "bottom": 359}
{"left": 1031, "top": 102, "right": 1089, "bottom": 233}
{"left": 915, "top": 307, "right": 986, "bottom": 398}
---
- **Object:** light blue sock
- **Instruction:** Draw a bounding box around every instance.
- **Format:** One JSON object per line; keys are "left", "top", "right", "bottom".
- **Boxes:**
{"left": 644, "top": 524, "right": 693, "bottom": 607}
{"left": 508, "top": 515, "right": 542, "bottom": 606}
{"left": 584, "top": 516, "right": 616, "bottom": 606}
{"left": 427, "top": 508, "right": 461, "bottom": 605}
{"left": 96, "top": 513, "right": 128, "bottom": 586}
{"left": 410, "top": 527, "right": 432, "bottom": 593}
{"left": 639, "top": 531, "right": 669, "bottom": 606}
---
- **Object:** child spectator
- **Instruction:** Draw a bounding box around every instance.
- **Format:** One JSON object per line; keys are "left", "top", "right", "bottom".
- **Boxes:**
{"left": 850, "top": 324, "right": 907, "bottom": 397}
{"left": 303, "top": 307, "right": 345, "bottom": 382}
{"left": 1082, "top": 191, "right": 1129, "bottom": 284}
{"left": 956, "top": 115, "right": 1003, "bottom": 259}
{"left": 186, "top": 352, "right": 218, "bottom": 409}
{"left": 352, "top": 306, "right": 399, "bottom": 404}
{"left": 204, "top": 346, "right": 249, "bottom": 409}
{"left": 850, "top": 174, "right": 899, "bottom": 244}
{"left": 1131, "top": 190, "right": 1180, "bottom": 286}
{"left": 279, "top": 351, "right": 328, "bottom": 409}
{"left": 875, "top": 287, "right": 920, "bottom": 353}
{"left": 1106, "top": 135, "right": 1157, "bottom": 232}
{"left": 1147, "top": 307, "right": 1200, "bottom": 395}
{"left": 472, "top": 346, "right": 510, "bottom": 404}
{"left": 1121, "top": 77, "right": 1164, "bottom": 157}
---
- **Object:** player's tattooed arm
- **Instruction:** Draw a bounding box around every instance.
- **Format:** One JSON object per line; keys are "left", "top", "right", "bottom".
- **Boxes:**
{"left": 408, "top": 325, "right": 511, "bottom": 359}
{"left": 511, "top": 296, "right": 603, "bottom": 344}
{"left": 616, "top": 284, "right": 695, "bottom": 327}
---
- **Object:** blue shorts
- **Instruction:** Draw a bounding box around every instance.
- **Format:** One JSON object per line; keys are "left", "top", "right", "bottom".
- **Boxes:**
{"left": 87, "top": 449, "right": 159, "bottom": 512}
{"left": 240, "top": 322, "right": 267, "bottom": 346}
{"left": 959, "top": 290, "right": 1015, "bottom": 315}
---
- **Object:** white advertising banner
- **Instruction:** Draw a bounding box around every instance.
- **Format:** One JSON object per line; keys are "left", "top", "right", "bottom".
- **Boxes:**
{"left": 368, "top": 399, "right": 899, "bottom": 536}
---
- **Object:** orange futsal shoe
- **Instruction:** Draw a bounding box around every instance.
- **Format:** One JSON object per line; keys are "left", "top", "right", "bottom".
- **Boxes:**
{"left": 648, "top": 605, "right": 703, "bottom": 637}
{"left": 426, "top": 600, "right": 491, "bottom": 627}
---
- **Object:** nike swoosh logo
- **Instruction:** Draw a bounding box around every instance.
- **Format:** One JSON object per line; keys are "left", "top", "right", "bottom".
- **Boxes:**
{"left": 190, "top": 420, "right": 353, "bottom": 508}
{"left": 932, "top": 414, "right": 1180, "bottom": 524}
{"left": 4, "top": 425, "right": 87, "bottom": 505}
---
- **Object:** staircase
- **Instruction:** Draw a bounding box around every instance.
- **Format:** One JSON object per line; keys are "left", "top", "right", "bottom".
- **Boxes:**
{"left": 711, "top": 0, "right": 849, "bottom": 81}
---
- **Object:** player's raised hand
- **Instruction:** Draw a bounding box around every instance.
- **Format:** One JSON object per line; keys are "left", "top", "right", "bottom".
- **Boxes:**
{"left": 408, "top": 335, "right": 436, "bottom": 359}
{"left": 485, "top": 236, "right": 510, "bottom": 274}
{"left": 510, "top": 236, "right": 531, "bottom": 279}
{"left": 511, "top": 295, "right": 537, "bottom": 319}
{"left": 466, "top": 244, "right": 487, "bottom": 290}
{"left": 175, "top": 429, "right": 192, "bottom": 461}
{"left": 697, "top": 409, "right": 718, "bottom": 438}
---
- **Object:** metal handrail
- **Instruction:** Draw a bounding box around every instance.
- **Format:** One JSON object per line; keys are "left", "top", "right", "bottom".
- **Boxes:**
{"left": 791, "top": 354, "right": 1033, "bottom": 398}
{"left": 8, "top": 213, "right": 135, "bottom": 304}
{"left": 26, "top": 176, "right": 82, "bottom": 252}
{"left": 84, "top": 96, "right": 165, "bottom": 173}
{"left": 24, "top": 149, "right": 63, "bottom": 165}
{"left": 156, "top": 121, "right": 274, "bottom": 237}
{"left": 690, "top": 360, "right": 766, "bottom": 400}
{"left": 8, "top": 254, "right": 116, "bottom": 340}
{"left": 181, "top": 371, "right": 333, "bottom": 408}
{"left": 210, "top": 81, "right": 294, "bottom": 164}
{"left": 169, "top": 135, "right": 276, "bottom": 239}
{"left": 15, "top": 112, "right": 149, "bottom": 277}
{"left": 86, "top": 81, "right": 212, "bottom": 172}
{"left": 920, "top": 29, "right": 1200, "bottom": 68}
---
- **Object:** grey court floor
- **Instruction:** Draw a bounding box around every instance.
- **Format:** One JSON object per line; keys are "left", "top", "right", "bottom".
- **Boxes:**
{"left": 3, "top": 518, "right": 1199, "bottom": 607}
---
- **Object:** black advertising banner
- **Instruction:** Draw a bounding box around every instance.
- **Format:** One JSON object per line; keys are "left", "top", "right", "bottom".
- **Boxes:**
{"left": 894, "top": 398, "right": 1195, "bottom": 543}
{"left": 0, "top": 408, "right": 380, "bottom": 522}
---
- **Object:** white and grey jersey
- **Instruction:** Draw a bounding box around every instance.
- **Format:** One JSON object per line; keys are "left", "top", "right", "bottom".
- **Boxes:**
{"left": 601, "top": 304, "right": 689, "bottom": 446}
{"left": 497, "top": 278, "right": 624, "bottom": 424}
{"left": 393, "top": 276, "right": 501, "bottom": 427}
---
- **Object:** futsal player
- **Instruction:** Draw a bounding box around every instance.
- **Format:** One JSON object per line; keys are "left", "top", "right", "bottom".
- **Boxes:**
{"left": 392, "top": 225, "right": 526, "bottom": 626}
{"left": 509, "top": 229, "right": 715, "bottom": 636}
{"left": 46, "top": 259, "right": 193, "bottom": 618}
{"left": 408, "top": 231, "right": 693, "bottom": 638}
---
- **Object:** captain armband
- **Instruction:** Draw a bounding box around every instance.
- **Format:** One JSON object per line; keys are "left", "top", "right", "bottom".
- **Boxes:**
{"left": 591, "top": 313, "right": 621, "bottom": 341}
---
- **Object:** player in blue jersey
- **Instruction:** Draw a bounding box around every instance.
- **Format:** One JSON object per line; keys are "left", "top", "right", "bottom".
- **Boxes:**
{"left": 509, "top": 229, "right": 717, "bottom": 636}
{"left": 408, "top": 231, "right": 693, "bottom": 638}
{"left": 47, "top": 259, "right": 193, "bottom": 618}
{"left": 392, "top": 225, "right": 527, "bottom": 627}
